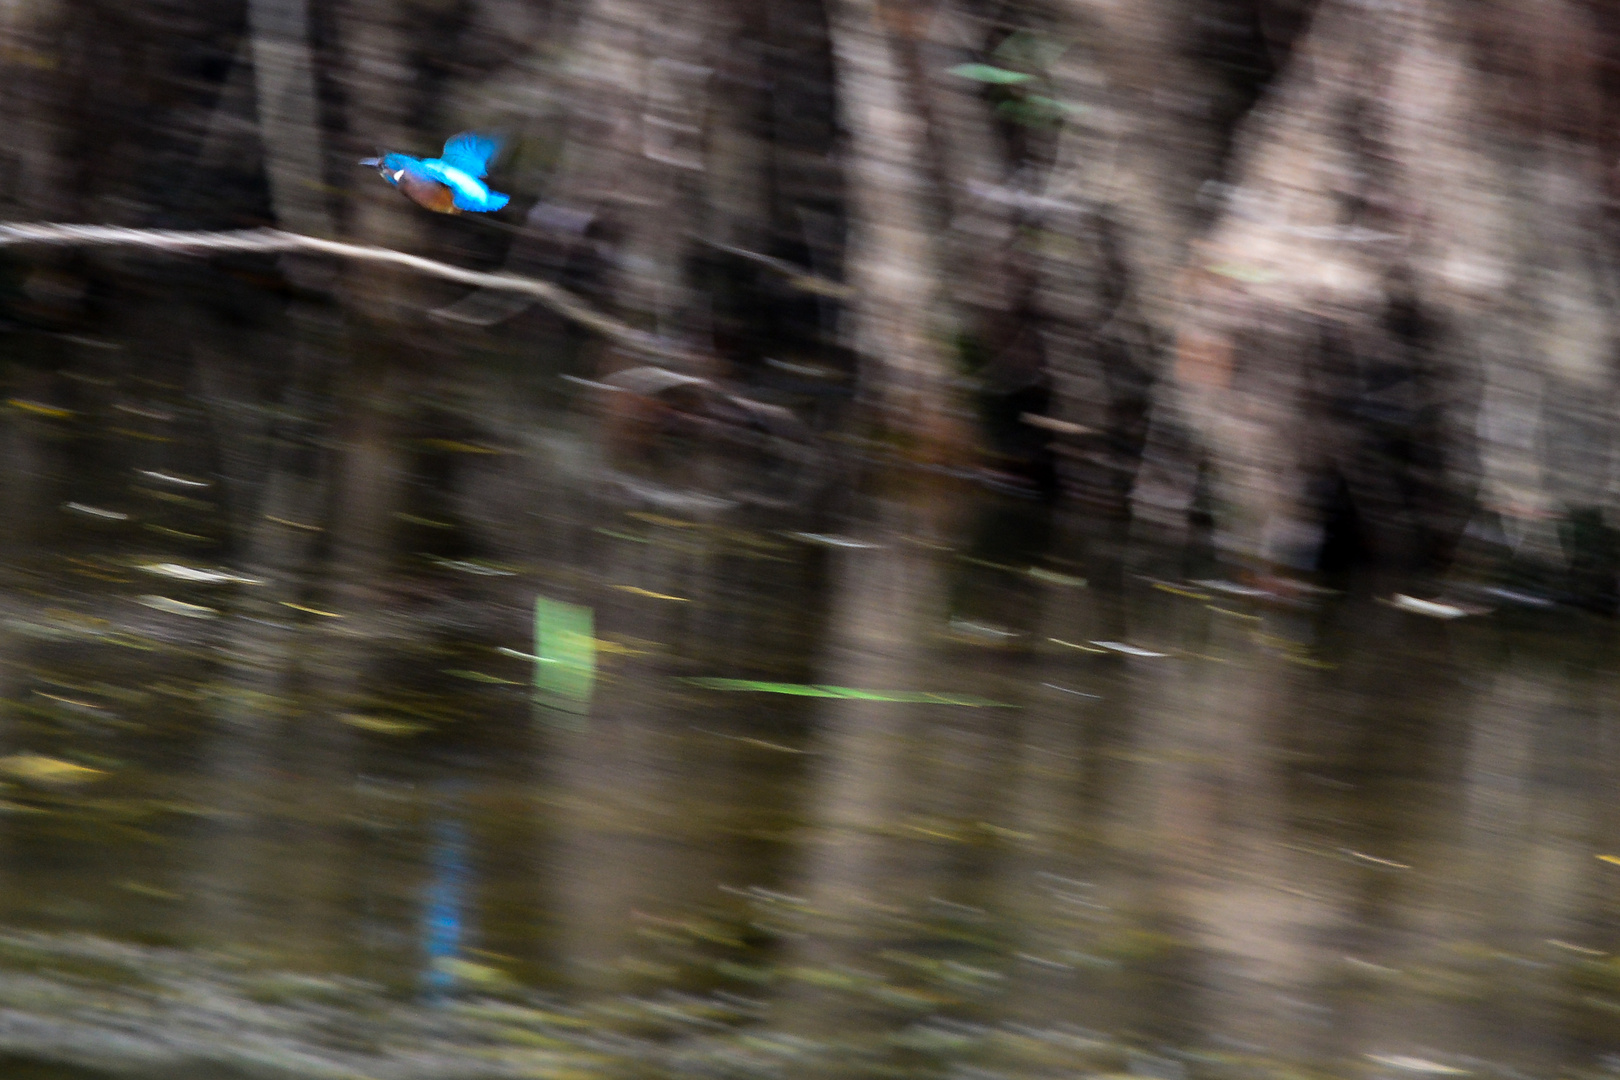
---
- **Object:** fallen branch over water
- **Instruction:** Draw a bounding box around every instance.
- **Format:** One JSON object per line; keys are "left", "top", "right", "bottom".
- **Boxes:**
{"left": 0, "top": 221, "right": 676, "bottom": 357}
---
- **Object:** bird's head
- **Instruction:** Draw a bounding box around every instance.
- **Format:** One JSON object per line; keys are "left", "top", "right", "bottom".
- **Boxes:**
{"left": 359, "top": 153, "right": 415, "bottom": 186}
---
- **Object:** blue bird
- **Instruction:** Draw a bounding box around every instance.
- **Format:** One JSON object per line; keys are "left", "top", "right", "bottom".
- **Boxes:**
{"left": 360, "top": 132, "right": 510, "bottom": 215}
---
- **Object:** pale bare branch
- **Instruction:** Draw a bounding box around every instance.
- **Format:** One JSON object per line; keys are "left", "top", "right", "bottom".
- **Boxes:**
{"left": 0, "top": 222, "right": 682, "bottom": 358}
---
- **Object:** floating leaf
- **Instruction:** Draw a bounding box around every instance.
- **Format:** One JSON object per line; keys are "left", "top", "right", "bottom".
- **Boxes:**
{"left": 612, "top": 584, "right": 688, "bottom": 601}
{"left": 136, "top": 595, "right": 218, "bottom": 619}
{"left": 281, "top": 601, "right": 343, "bottom": 618}
{"left": 949, "top": 63, "right": 1034, "bottom": 85}
{"left": 443, "top": 669, "right": 522, "bottom": 685}
{"left": 263, "top": 514, "right": 322, "bottom": 532}
{"left": 1028, "top": 567, "right": 1086, "bottom": 586}
{"left": 1366, "top": 1057, "right": 1469, "bottom": 1075}
{"left": 1090, "top": 641, "right": 1170, "bottom": 658}
{"left": 534, "top": 597, "right": 596, "bottom": 707}
{"left": 684, "top": 678, "right": 1014, "bottom": 707}
{"left": 0, "top": 754, "right": 107, "bottom": 786}
{"left": 119, "top": 881, "right": 183, "bottom": 900}
{"left": 1192, "top": 577, "right": 1273, "bottom": 597}
{"left": 427, "top": 556, "right": 517, "bottom": 577}
{"left": 139, "top": 562, "right": 261, "bottom": 586}
{"left": 417, "top": 438, "right": 505, "bottom": 454}
{"left": 1387, "top": 594, "right": 1483, "bottom": 619}
{"left": 339, "top": 714, "right": 429, "bottom": 736}
{"left": 64, "top": 502, "right": 128, "bottom": 521}
{"left": 431, "top": 957, "right": 520, "bottom": 991}
{"left": 788, "top": 531, "right": 882, "bottom": 549}
{"left": 395, "top": 512, "right": 455, "bottom": 529}
{"left": 136, "top": 470, "right": 209, "bottom": 489}
{"left": 594, "top": 527, "right": 649, "bottom": 543}
{"left": 9, "top": 398, "right": 74, "bottom": 419}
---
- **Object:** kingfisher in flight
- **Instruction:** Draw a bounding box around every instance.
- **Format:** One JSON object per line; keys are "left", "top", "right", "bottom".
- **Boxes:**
{"left": 360, "top": 132, "right": 510, "bottom": 215}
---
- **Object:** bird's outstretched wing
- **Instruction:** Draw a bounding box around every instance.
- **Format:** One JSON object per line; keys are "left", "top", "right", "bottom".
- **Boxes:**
{"left": 452, "top": 187, "right": 510, "bottom": 213}
{"left": 439, "top": 132, "right": 502, "bottom": 178}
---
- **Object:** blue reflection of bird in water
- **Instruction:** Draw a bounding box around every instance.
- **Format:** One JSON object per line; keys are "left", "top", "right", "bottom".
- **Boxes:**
{"left": 360, "top": 131, "right": 510, "bottom": 215}
{"left": 420, "top": 804, "right": 471, "bottom": 1001}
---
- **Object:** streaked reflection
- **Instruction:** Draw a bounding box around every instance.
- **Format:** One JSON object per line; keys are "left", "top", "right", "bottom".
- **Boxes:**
{"left": 0, "top": 333, "right": 1617, "bottom": 1077}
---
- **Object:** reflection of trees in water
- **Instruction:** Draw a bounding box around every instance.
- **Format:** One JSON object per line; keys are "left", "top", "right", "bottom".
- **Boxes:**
{"left": 3, "top": 277, "right": 1620, "bottom": 1072}
{"left": 768, "top": 490, "right": 969, "bottom": 1051}
{"left": 530, "top": 458, "right": 841, "bottom": 999}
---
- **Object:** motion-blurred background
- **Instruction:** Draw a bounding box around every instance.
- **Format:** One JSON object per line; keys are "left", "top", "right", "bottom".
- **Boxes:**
{"left": 0, "top": 0, "right": 1618, "bottom": 1077}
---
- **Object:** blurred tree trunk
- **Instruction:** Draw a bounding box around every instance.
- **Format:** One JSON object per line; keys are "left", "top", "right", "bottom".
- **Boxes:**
{"left": 1164, "top": 0, "right": 1387, "bottom": 569}
{"left": 247, "top": 0, "right": 335, "bottom": 240}
{"left": 540, "top": 0, "right": 719, "bottom": 362}
{"left": 0, "top": 0, "right": 71, "bottom": 220}
{"left": 1038, "top": 0, "right": 1272, "bottom": 515}
{"left": 1395, "top": 0, "right": 1617, "bottom": 570}
{"left": 1155, "top": 0, "right": 1619, "bottom": 579}
{"left": 913, "top": 0, "right": 1018, "bottom": 317}
{"left": 702, "top": 9, "right": 770, "bottom": 255}
{"left": 826, "top": 0, "right": 970, "bottom": 460}
{"left": 335, "top": 0, "right": 431, "bottom": 319}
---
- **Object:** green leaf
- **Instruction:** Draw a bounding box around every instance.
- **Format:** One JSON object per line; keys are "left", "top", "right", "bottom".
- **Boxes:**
{"left": 948, "top": 63, "right": 1034, "bottom": 85}
{"left": 683, "top": 677, "right": 1016, "bottom": 707}
{"left": 533, "top": 596, "right": 595, "bottom": 707}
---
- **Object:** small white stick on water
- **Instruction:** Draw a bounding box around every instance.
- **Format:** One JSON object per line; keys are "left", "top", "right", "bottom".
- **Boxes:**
{"left": 1090, "top": 641, "right": 1171, "bottom": 658}
{"left": 1388, "top": 594, "right": 1478, "bottom": 620}
{"left": 0, "top": 223, "right": 678, "bottom": 357}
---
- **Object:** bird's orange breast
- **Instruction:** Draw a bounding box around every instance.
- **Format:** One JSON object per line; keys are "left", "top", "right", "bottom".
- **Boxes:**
{"left": 396, "top": 173, "right": 461, "bottom": 214}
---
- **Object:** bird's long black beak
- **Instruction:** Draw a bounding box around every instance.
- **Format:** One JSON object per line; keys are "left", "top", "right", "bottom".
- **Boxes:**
{"left": 358, "top": 157, "right": 383, "bottom": 168}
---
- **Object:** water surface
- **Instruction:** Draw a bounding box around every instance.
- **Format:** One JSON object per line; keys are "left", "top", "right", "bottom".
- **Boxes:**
{"left": 0, "top": 303, "right": 1617, "bottom": 1080}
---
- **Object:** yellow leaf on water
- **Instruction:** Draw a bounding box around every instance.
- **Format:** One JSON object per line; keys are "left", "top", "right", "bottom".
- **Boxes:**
{"left": 0, "top": 754, "right": 107, "bottom": 786}
{"left": 432, "top": 958, "right": 519, "bottom": 988}
{"left": 592, "top": 638, "right": 642, "bottom": 656}
{"left": 339, "top": 713, "right": 428, "bottom": 736}
{"left": 281, "top": 601, "right": 343, "bottom": 618}
{"left": 119, "top": 880, "right": 183, "bottom": 900}
{"left": 628, "top": 512, "right": 698, "bottom": 528}
{"left": 418, "top": 439, "right": 505, "bottom": 454}
{"left": 1598, "top": 855, "right": 1620, "bottom": 866}
{"left": 7, "top": 398, "right": 73, "bottom": 419}
{"left": 612, "top": 585, "right": 688, "bottom": 602}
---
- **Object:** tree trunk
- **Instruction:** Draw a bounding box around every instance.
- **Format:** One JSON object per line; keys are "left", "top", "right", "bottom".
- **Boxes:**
{"left": 825, "top": 0, "right": 970, "bottom": 460}
{"left": 247, "top": 0, "right": 335, "bottom": 240}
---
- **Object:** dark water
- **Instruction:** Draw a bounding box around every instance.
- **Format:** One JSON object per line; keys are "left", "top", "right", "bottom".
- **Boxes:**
{"left": 0, "top": 296, "right": 1618, "bottom": 1080}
